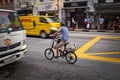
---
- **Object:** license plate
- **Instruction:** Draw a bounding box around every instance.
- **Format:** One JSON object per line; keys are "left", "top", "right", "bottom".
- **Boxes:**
{"left": 4, "top": 56, "right": 17, "bottom": 63}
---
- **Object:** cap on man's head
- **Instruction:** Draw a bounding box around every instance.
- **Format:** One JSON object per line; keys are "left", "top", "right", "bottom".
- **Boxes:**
{"left": 60, "top": 22, "right": 65, "bottom": 26}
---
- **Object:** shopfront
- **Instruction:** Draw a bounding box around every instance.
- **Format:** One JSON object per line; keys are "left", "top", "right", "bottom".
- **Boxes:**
{"left": 16, "top": 2, "right": 33, "bottom": 16}
{"left": 94, "top": 2, "right": 120, "bottom": 30}
{"left": 63, "top": 1, "right": 88, "bottom": 29}
{"left": 38, "top": 3, "right": 57, "bottom": 16}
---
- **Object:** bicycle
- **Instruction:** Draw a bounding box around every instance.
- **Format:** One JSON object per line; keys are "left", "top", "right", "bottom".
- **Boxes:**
{"left": 44, "top": 36, "right": 77, "bottom": 64}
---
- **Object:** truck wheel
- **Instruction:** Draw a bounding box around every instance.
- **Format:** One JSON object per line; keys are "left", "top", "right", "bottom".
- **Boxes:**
{"left": 40, "top": 31, "right": 47, "bottom": 38}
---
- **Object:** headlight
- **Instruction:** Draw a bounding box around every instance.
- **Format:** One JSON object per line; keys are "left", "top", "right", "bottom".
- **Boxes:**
{"left": 21, "top": 44, "right": 27, "bottom": 50}
{"left": 20, "top": 40, "right": 27, "bottom": 50}
{"left": 50, "top": 27, "right": 57, "bottom": 30}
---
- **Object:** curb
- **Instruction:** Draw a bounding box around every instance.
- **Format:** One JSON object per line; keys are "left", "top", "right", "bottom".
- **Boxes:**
{"left": 73, "top": 29, "right": 120, "bottom": 33}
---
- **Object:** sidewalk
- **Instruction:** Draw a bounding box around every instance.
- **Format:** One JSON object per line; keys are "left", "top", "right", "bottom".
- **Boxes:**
{"left": 69, "top": 29, "right": 120, "bottom": 38}
{"left": 71, "top": 28, "right": 120, "bottom": 33}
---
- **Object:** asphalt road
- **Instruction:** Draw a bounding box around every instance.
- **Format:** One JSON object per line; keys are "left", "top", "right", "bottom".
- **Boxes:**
{"left": 0, "top": 31, "right": 120, "bottom": 80}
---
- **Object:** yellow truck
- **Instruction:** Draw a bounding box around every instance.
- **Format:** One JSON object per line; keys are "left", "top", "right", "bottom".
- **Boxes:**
{"left": 20, "top": 16, "right": 60, "bottom": 38}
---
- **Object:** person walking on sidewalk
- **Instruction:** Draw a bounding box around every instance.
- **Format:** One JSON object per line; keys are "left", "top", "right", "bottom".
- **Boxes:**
{"left": 84, "top": 17, "right": 88, "bottom": 29}
{"left": 71, "top": 17, "right": 76, "bottom": 31}
{"left": 87, "top": 16, "right": 92, "bottom": 29}
{"left": 99, "top": 16, "right": 105, "bottom": 30}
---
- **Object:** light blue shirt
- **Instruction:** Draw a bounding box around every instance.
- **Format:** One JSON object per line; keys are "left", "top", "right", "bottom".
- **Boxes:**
{"left": 59, "top": 26, "right": 69, "bottom": 42}
{"left": 99, "top": 18, "right": 104, "bottom": 24}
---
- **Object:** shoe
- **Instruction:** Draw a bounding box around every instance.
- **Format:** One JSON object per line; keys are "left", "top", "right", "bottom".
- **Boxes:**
{"left": 54, "top": 56, "right": 59, "bottom": 59}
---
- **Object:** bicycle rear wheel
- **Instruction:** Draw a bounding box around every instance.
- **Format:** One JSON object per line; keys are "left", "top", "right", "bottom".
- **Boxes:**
{"left": 65, "top": 52, "right": 77, "bottom": 64}
{"left": 44, "top": 48, "right": 54, "bottom": 60}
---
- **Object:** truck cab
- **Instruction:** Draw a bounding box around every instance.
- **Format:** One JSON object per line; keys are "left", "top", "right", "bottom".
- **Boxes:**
{"left": 0, "top": 9, "right": 27, "bottom": 67}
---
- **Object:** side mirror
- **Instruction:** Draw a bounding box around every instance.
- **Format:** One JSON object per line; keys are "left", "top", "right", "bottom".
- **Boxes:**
{"left": 33, "top": 20, "right": 36, "bottom": 28}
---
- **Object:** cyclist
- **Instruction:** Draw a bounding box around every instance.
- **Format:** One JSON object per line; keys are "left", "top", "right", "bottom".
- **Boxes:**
{"left": 51, "top": 22, "right": 69, "bottom": 58}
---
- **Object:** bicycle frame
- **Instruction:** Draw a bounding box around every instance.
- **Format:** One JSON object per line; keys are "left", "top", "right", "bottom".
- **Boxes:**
{"left": 51, "top": 38, "right": 55, "bottom": 49}
{"left": 50, "top": 37, "right": 68, "bottom": 56}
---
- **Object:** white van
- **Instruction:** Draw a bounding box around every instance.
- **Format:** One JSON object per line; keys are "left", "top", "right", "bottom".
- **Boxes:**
{"left": 0, "top": 9, "right": 27, "bottom": 67}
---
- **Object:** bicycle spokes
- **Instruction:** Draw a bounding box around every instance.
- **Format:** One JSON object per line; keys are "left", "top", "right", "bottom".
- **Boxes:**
{"left": 65, "top": 52, "right": 77, "bottom": 64}
{"left": 44, "top": 48, "right": 54, "bottom": 60}
{"left": 67, "top": 54, "right": 73, "bottom": 60}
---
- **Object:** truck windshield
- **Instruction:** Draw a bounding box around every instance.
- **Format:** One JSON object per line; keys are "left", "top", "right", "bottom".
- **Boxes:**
{"left": 47, "top": 17, "right": 60, "bottom": 23}
{"left": 0, "top": 11, "right": 23, "bottom": 33}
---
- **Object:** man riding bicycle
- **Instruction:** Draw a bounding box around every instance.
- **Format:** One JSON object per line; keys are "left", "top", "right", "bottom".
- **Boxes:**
{"left": 51, "top": 22, "right": 69, "bottom": 58}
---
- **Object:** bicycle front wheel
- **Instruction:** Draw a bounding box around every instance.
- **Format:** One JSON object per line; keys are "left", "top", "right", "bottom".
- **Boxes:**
{"left": 44, "top": 48, "right": 54, "bottom": 60}
{"left": 65, "top": 52, "right": 77, "bottom": 64}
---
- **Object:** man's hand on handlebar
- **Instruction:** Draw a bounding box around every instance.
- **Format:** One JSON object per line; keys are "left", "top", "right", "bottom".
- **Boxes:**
{"left": 50, "top": 31, "right": 59, "bottom": 37}
{"left": 50, "top": 33, "right": 57, "bottom": 38}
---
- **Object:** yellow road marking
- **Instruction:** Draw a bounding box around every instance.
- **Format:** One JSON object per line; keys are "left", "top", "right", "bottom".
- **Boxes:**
{"left": 79, "top": 54, "right": 120, "bottom": 63}
{"left": 75, "top": 36, "right": 101, "bottom": 56}
{"left": 85, "top": 52, "right": 120, "bottom": 55}
{"left": 75, "top": 36, "right": 120, "bottom": 64}
{"left": 98, "top": 36, "right": 120, "bottom": 39}
{"left": 105, "top": 38, "right": 120, "bottom": 41}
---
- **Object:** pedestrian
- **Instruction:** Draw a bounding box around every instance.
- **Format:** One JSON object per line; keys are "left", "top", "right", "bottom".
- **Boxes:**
{"left": 71, "top": 17, "right": 76, "bottom": 30}
{"left": 99, "top": 16, "right": 105, "bottom": 30}
{"left": 87, "top": 16, "right": 92, "bottom": 29}
{"left": 111, "top": 19, "right": 118, "bottom": 31}
{"left": 84, "top": 17, "right": 88, "bottom": 29}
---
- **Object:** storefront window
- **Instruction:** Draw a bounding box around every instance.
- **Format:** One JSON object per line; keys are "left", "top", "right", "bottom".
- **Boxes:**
{"left": 114, "top": 0, "right": 120, "bottom": 2}
{"left": 98, "top": 0, "right": 105, "bottom": 3}
{"left": 40, "top": 0, "right": 44, "bottom": 2}
{"left": 5, "top": 0, "right": 8, "bottom": 4}
{"left": 10, "top": 0, "right": 13, "bottom": 3}
{"left": 0, "top": 0, "right": 3, "bottom": 4}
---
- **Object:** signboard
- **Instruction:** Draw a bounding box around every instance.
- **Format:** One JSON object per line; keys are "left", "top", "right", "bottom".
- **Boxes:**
{"left": 38, "top": 3, "right": 57, "bottom": 11}
{"left": 19, "top": 2, "right": 28, "bottom": 9}
{"left": 64, "top": 1, "right": 87, "bottom": 8}
{"left": 94, "top": 2, "right": 120, "bottom": 9}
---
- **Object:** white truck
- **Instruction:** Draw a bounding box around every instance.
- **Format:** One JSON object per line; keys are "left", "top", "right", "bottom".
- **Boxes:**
{"left": 0, "top": 9, "right": 27, "bottom": 67}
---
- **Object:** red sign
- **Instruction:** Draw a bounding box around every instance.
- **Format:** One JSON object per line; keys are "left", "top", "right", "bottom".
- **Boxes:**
{"left": 21, "top": 19, "right": 32, "bottom": 22}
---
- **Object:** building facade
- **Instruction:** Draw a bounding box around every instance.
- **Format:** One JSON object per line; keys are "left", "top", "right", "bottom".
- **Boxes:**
{"left": 62, "top": 0, "right": 95, "bottom": 28}
{"left": 0, "top": 0, "right": 14, "bottom": 10}
{"left": 94, "top": 0, "right": 120, "bottom": 30}
{"left": 62, "top": 0, "right": 120, "bottom": 30}
{"left": 13, "top": 0, "right": 120, "bottom": 30}
{"left": 14, "top": 0, "right": 33, "bottom": 15}
{"left": 14, "top": 0, "right": 63, "bottom": 18}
